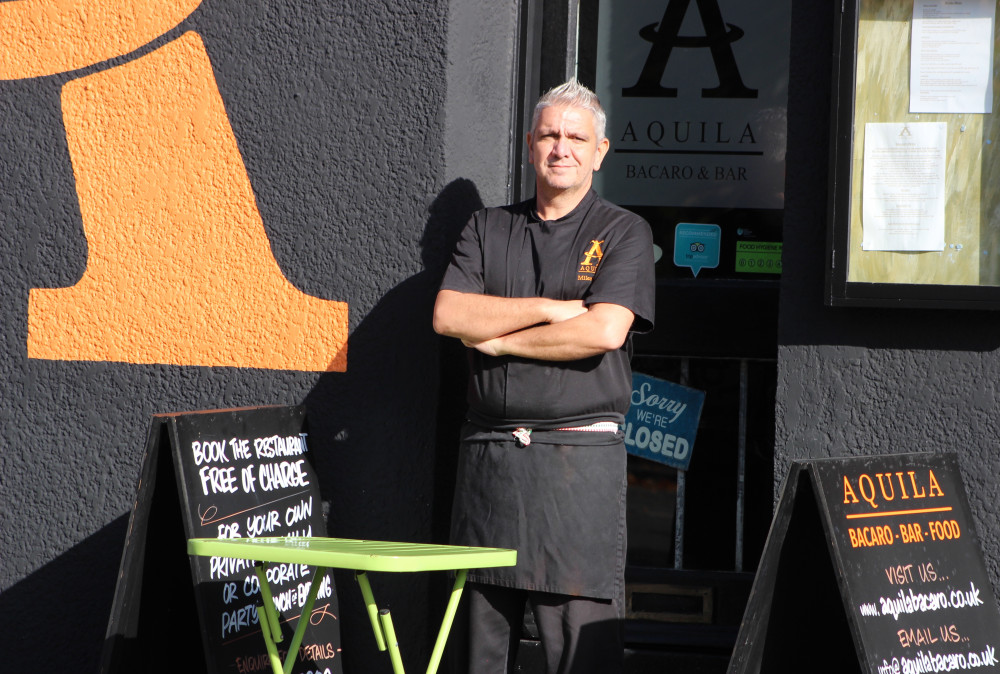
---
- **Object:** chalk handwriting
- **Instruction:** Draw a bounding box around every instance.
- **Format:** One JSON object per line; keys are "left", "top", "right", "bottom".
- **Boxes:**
{"left": 263, "top": 561, "right": 309, "bottom": 587}
{"left": 189, "top": 427, "right": 332, "bottom": 662}
{"left": 299, "top": 642, "right": 339, "bottom": 660}
{"left": 241, "top": 465, "right": 257, "bottom": 493}
{"left": 286, "top": 497, "right": 313, "bottom": 527}
{"left": 919, "top": 562, "right": 944, "bottom": 583}
{"left": 222, "top": 582, "right": 240, "bottom": 606}
{"left": 199, "top": 464, "right": 239, "bottom": 495}
{"left": 230, "top": 437, "right": 251, "bottom": 460}
{"left": 218, "top": 522, "right": 240, "bottom": 539}
{"left": 193, "top": 439, "right": 229, "bottom": 466}
{"left": 896, "top": 645, "right": 997, "bottom": 673}
{"left": 235, "top": 646, "right": 338, "bottom": 674}
{"left": 309, "top": 601, "right": 337, "bottom": 626}
{"left": 886, "top": 564, "right": 916, "bottom": 585}
{"left": 885, "top": 562, "right": 938, "bottom": 585}
{"left": 877, "top": 582, "right": 985, "bottom": 620}
{"left": 258, "top": 459, "right": 310, "bottom": 491}
{"left": 861, "top": 602, "right": 880, "bottom": 617}
{"left": 198, "top": 489, "right": 312, "bottom": 527}
{"left": 210, "top": 555, "right": 254, "bottom": 580}
{"left": 221, "top": 602, "right": 259, "bottom": 638}
{"left": 878, "top": 659, "right": 900, "bottom": 674}
{"left": 270, "top": 575, "right": 333, "bottom": 611}
{"left": 246, "top": 509, "right": 282, "bottom": 537}
{"left": 199, "top": 504, "right": 219, "bottom": 526}
{"left": 896, "top": 624, "right": 962, "bottom": 648}
{"left": 254, "top": 433, "right": 309, "bottom": 459}
{"left": 234, "top": 653, "right": 271, "bottom": 674}
{"left": 243, "top": 573, "right": 259, "bottom": 597}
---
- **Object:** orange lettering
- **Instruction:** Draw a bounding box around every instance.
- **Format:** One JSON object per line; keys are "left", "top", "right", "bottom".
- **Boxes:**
{"left": 843, "top": 475, "right": 859, "bottom": 504}
{"left": 25, "top": 33, "right": 348, "bottom": 371}
{"left": 895, "top": 471, "right": 910, "bottom": 499}
{"left": 928, "top": 470, "right": 944, "bottom": 498}
{"left": 908, "top": 471, "right": 927, "bottom": 498}
{"left": 0, "top": 0, "right": 202, "bottom": 79}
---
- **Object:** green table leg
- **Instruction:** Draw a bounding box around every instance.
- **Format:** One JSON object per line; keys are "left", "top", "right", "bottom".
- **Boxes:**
{"left": 379, "top": 608, "right": 406, "bottom": 674}
{"left": 282, "top": 565, "right": 328, "bottom": 674}
{"left": 254, "top": 564, "right": 285, "bottom": 674}
{"left": 355, "top": 566, "right": 475, "bottom": 674}
{"left": 253, "top": 563, "right": 330, "bottom": 674}
{"left": 255, "top": 563, "right": 284, "bottom": 644}
{"left": 255, "top": 604, "right": 285, "bottom": 674}
{"left": 355, "top": 571, "right": 388, "bottom": 651}
{"left": 424, "top": 569, "right": 467, "bottom": 674}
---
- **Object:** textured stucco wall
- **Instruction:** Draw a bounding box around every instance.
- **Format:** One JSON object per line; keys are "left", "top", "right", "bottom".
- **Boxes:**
{"left": 0, "top": 1, "right": 518, "bottom": 672}
{"left": 777, "top": 0, "right": 1000, "bottom": 590}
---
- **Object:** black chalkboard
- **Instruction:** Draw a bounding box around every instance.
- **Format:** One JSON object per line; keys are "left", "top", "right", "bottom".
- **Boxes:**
{"left": 101, "top": 406, "right": 343, "bottom": 674}
{"left": 729, "top": 452, "right": 1000, "bottom": 674}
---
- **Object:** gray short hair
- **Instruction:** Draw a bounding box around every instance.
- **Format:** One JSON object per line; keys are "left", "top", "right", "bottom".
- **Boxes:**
{"left": 531, "top": 79, "right": 607, "bottom": 141}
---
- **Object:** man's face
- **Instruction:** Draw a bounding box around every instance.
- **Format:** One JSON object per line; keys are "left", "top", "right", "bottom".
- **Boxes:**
{"left": 528, "top": 104, "right": 609, "bottom": 199}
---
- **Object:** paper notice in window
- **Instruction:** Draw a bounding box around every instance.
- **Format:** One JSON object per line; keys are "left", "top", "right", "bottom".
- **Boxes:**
{"left": 862, "top": 122, "right": 946, "bottom": 252}
{"left": 911, "top": 0, "right": 995, "bottom": 113}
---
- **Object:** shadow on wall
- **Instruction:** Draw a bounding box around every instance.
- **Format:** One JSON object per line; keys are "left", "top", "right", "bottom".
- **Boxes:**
{"left": 0, "top": 515, "right": 129, "bottom": 671}
{"left": 0, "top": 180, "right": 481, "bottom": 674}
{"left": 302, "top": 178, "right": 482, "bottom": 674}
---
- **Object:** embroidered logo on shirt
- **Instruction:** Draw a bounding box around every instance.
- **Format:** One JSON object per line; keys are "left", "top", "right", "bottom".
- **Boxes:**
{"left": 577, "top": 239, "right": 604, "bottom": 281}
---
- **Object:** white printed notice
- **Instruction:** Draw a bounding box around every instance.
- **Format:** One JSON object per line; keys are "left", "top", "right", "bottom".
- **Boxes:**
{"left": 910, "top": 0, "right": 995, "bottom": 113}
{"left": 862, "top": 122, "right": 946, "bottom": 252}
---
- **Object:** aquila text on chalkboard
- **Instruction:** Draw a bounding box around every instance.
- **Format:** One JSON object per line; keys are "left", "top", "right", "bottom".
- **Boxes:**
{"left": 728, "top": 453, "right": 1000, "bottom": 674}
{"left": 840, "top": 469, "right": 952, "bottom": 550}
{"left": 842, "top": 469, "right": 945, "bottom": 509}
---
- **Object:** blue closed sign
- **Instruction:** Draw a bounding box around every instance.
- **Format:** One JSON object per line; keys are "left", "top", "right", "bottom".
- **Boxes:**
{"left": 624, "top": 372, "right": 705, "bottom": 470}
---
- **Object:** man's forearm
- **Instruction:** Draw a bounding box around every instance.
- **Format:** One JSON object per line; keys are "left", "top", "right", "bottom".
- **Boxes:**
{"left": 432, "top": 289, "right": 585, "bottom": 343}
{"left": 468, "top": 303, "right": 635, "bottom": 361}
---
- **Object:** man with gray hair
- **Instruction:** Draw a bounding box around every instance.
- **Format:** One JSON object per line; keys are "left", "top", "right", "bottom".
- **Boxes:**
{"left": 434, "top": 79, "right": 655, "bottom": 673}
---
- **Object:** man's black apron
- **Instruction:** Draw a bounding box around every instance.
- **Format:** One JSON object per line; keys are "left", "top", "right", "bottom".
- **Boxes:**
{"left": 450, "top": 425, "right": 626, "bottom": 601}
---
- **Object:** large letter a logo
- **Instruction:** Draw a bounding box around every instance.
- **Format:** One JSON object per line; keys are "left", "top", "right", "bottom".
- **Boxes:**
{"left": 26, "top": 33, "right": 348, "bottom": 372}
{"left": 622, "top": 0, "right": 757, "bottom": 99}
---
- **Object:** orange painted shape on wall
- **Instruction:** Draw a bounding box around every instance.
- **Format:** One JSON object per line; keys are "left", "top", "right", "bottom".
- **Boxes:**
{"left": 27, "top": 31, "right": 349, "bottom": 371}
{"left": 0, "top": 0, "right": 203, "bottom": 79}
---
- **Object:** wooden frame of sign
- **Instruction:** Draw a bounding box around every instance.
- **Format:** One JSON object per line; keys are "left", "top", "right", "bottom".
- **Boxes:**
{"left": 100, "top": 405, "right": 342, "bottom": 674}
{"left": 728, "top": 452, "right": 1000, "bottom": 674}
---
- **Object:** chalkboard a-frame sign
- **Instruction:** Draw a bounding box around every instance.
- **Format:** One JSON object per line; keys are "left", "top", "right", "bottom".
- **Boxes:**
{"left": 728, "top": 453, "right": 1000, "bottom": 674}
{"left": 100, "top": 406, "right": 342, "bottom": 674}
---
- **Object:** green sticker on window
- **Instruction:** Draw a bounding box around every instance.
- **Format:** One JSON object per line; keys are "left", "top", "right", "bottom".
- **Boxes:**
{"left": 735, "top": 241, "right": 782, "bottom": 274}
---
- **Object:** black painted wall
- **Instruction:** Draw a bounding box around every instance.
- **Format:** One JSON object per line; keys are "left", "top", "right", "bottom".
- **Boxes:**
{"left": 0, "top": 1, "right": 519, "bottom": 672}
{"left": 777, "top": 0, "right": 1000, "bottom": 592}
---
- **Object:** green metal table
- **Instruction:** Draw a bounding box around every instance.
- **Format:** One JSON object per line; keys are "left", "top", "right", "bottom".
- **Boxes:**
{"left": 187, "top": 537, "right": 516, "bottom": 674}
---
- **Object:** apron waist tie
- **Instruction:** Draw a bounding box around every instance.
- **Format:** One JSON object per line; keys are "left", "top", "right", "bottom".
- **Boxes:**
{"left": 512, "top": 422, "right": 619, "bottom": 446}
